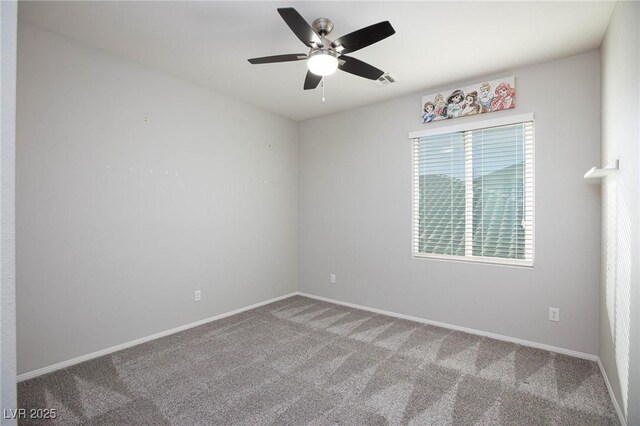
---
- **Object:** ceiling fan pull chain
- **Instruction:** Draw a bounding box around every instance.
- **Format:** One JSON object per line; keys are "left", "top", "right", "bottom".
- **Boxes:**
{"left": 322, "top": 77, "right": 326, "bottom": 103}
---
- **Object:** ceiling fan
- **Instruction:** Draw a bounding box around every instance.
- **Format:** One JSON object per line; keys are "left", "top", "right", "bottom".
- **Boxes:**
{"left": 248, "top": 8, "right": 395, "bottom": 90}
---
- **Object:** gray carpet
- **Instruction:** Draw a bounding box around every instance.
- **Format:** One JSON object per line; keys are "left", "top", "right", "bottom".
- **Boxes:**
{"left": 18, "top": 295, "right": 619, "bottom": 425}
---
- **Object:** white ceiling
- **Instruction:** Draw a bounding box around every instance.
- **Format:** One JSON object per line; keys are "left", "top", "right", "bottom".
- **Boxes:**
{"left": 19, "top": 1, "right": 615, "bottom": 121}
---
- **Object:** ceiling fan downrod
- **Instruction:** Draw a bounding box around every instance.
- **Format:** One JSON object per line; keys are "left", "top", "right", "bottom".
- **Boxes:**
{"left": 312, "top": 18, "right": 334, "bottom": 37}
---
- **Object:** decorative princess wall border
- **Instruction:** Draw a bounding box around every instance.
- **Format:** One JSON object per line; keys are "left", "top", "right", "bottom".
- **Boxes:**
{"left": 421, "top": 76, "right": 516, "bottom": 124}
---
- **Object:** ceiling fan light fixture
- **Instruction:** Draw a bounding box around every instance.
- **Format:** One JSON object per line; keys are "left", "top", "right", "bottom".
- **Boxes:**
{"left": 307, "top": 50, "right": 338, "bottom": 76}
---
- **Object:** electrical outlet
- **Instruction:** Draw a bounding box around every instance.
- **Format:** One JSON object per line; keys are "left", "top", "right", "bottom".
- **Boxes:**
{"left": 330, "top": 274, "right": 336, "bottom": 284}
{"left": 194, "top": 290, "right": 201, "bottom": 302}
{"left": 549, "top": 307, "right": 560, "bottom": 322}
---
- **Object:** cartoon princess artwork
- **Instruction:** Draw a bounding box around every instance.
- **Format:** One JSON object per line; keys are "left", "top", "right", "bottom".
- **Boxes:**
{"left": 433, "top": 93, "right": 447, "bottom": 119}
{"left": 490, "top": 82, "right": 516, "bottom": 111}
{"left": 444, "top": 89, "right": 465, "bottom": 118}
{"left": 478, "top": 82, "right": 493, "bottom": 111}
{"left": 460, "top": 91, "right": 483, "bottom": 116}
{"left": 421, "top": 102, "right": 437, "bottom": 123}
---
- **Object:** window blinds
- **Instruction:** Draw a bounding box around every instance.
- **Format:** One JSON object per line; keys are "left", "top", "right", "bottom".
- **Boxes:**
{"left": 412, "top": 121, "right": 534, "bottom": 265}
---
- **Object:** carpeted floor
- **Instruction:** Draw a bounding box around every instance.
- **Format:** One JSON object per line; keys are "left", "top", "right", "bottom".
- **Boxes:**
{"left": 18, "top": 295, "right": 619, "bottom": 425}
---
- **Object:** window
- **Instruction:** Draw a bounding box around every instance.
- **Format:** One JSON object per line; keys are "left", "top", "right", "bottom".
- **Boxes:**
{"left": 411, "top": 115, "right": 534, "bottom": 266}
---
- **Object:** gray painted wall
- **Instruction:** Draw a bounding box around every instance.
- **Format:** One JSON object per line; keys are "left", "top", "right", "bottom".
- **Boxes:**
{"left": 599, "top": 2, "right": 640, "bottom": 424}
{"left": 16, "top": 23, "right": 298, "bottom": 375}
{"left": 1, "top": 0, "right": 18, "bottom": 421}
{"left": 299, "top": 51, "right": 602, "bottom": 355}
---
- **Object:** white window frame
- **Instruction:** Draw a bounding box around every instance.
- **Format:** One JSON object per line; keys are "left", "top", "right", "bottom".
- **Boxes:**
{"left": 409, "top": 112, "right": 535, "bottom": 267}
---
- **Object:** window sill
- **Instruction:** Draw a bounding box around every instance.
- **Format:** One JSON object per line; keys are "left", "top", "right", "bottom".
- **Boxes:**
{"left": 412, "top": 252, "right": 534, "bottom": 268}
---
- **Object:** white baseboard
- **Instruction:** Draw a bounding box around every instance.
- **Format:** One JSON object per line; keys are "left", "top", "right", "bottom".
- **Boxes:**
{"left": 16, "top": 292, "right": 297, "bottom": 382}
{"left": 597, "top": 358, "right": 627, "bottom": 426}
{"left": 296, "top": 292, "right": 599, "bottom": 361}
